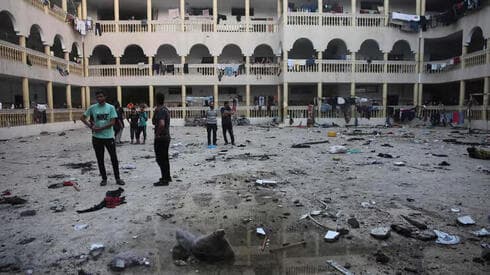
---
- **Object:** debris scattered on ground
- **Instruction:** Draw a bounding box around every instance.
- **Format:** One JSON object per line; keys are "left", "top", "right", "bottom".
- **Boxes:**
{"left": 438, "top": 161, "right": 450, "bottom": 166}
{"left": 269, "top": 241, "right": 306, "bottom": 253}
{"left": 291, "top": 140, "right": 329, "bottom": 148}
{"left": 457, "top": 215, "right": 476, "bottom": 225}
{"left": 467, "top": 147, "right": 490, "bottom": 160}
{"left": 329, "top": 146, "right": 347, "bottom": 154}
{"left": 77, "top": 188, "right": 126, "bottom": 213}
{"left": 324, "top": 230, "right": 340, "bottom": 242}
{"left": 374, "top": 250, "right": 390, "bottom": 264}
{"left": 471, "top": 228, "right": 490, "bottom": 237}
{"left": 326, "top": 259, "right": 354, "bottom": 275}
{"left": 370, "top": 227, "right": 391, "bottom": 240}
{"left": 401, "top": 215, "right": 428, "bottom": 230}
{"left": 0, "top": 196, "right": 27, "bottom": 205}
{"left": 377, "top": 153, "right": 393, "bottom": 158}
{"left": 108, "top": 250, "right": 150, "bottom": 271}
{"left": 63, "top": 162, "right": 95, "bottom": 174}
{"left": 394, "top": 161, "right": 406, "bottom": 166}
{"left": 121, "top": 164, "right": 136, "bottom": 169}
{"left": 255, "top": 179, "right": 277, "bottom": 187}
{"left": 156, "top": 213, "right": 174, "bottom": 220}
{"left": 256, "top": 228, "right": 266, "bottom": 236}
{"left": 74, "top": 224, "right": 89, "bottom": 231}
{"left": 18, "top": 237, "right": 36, "bottom": 245}
{"left": 432, "top": 153, "right": 448, "bottom": 157}
{"left": 0, "top": 256, "right": 21, "bottom": 272}
{"left": 48, "top": 181, "right": 80, "bottom": 191}
{"left": 175, "top": 229, "right": 235, "bottom": 263}
{"left": 347, "top": 218, "right": 360, "bottom": 228}
{"left": 20, "top": 210, "right": 36, "bottom": 217}
{"left": 434, "top": 230, "right": 460, "bottom": 245}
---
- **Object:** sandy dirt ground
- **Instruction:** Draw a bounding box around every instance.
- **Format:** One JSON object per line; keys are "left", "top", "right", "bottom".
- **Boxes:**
{"left": 0, "top": 123, "right": 489, "bottom": 274}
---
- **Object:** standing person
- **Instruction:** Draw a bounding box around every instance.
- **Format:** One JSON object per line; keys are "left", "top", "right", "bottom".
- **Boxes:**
{"left": 205, "top": 101, "right": 218, "bottom": 148}
{"left": 220, "top": 101, "right": 235, "bottom": 146}
{"left": 127, "top": 107, "right": 139, "bottom": 144}
{"left": 153, "top": 95, "right": 172, "bottom": 186}
{"left": 80, "top": 91, "right": 125, "bottom": 186}
{"left": 136, "top": 105, "right": 148, "bottom": 144}
{"left": 114, "top": 102, "right": 125, "bottom": 144}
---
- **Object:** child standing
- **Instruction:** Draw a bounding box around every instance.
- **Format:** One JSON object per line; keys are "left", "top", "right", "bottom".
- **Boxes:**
{"left": 127, "top": 108, "right": 139, "bottom": 144}
{"left": 136, "top": 106, "right": 148, "bottom": 144}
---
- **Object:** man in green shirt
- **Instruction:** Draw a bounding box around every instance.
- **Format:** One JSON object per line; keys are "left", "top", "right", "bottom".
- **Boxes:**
{"left": 80, "top": 91, "right": 125, "bottom": 186}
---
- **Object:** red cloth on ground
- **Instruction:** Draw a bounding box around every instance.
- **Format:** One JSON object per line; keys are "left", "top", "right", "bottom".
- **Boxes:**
{"left": 104, "top": 196, "right": 123, "bottom": 208}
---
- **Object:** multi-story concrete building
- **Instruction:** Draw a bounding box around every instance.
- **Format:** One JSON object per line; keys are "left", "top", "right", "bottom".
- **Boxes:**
{"left": 0, "top": 0, "right": 489, "bottom": 127}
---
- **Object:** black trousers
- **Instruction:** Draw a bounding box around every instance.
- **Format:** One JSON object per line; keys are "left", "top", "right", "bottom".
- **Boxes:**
{"left": 222, "top": 123, "right": 235, "bottom": 144}
{"left": 130, "top": 126, "right": 137, "bottom": 140}
{"left": 136, "top": 126, "right": 147, "bottom": 141}
{"left": 154, "top": 136, "right": 171, "bottom": 181}
{"left": 206, "top": 124, "right": 217, "bottom": 145}
{"left": 92, "top": 137, "right": 120, "bottom": 180}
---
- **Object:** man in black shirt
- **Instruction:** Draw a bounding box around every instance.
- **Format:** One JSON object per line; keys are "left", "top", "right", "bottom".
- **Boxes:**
{"left": 220, "top": 101, "right": 235, "bottom": 145}
{"left": 153, "top": 95, "right": 172, "bottom": 186}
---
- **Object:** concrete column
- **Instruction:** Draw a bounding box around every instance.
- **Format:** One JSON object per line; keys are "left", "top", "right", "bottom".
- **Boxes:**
{"left": 413, "top": 83, "right": 418, "bottom": 106}
{"left": 352, "top": 0, "right": 356, "bottom": 26}
{"left": 283, "top": 0, "right": 288, "bottom": 24}
{"left": 82, "top": 0, "right": 87, "bottom": 19}
{"left": 421, "top": 0, "right": 426, "bottom": 15}
{"left": 418, "top": 83, "right": 423, "bottom": 106}
{"left": 351, "top": 52, "right": 356, "bottom": 73}
{"left": 62, "top": 0, "right": 67, "bottom": 12}
{"left": 22, "top": 78, "right": 29, "bottom": 110}
{"left": 384, "top": 0, "right": 389, "bottom": 26}
{"left": 245, "top": 56, "right": 250, "bottom": 75}
{"left": 382, "top": 83, "right": 388, "bottom": 117}
{"left": 383, "top": 52, "right": 388, "bottom": 73}
{"left": 283, "top": 49, "right": 288, "bottom": 76}
{"left": 64, "top": 52, "right": 70, "bottom": 73}
{"left": 180, "top": 0, "right": 185, "bottom": 32}
{"left": 283, "top": 82, "right": 288, "bottom": 120}
{"left": 246, "top": 84, "right": 251, "bottom": 118}
{"left": 116, "top": 57, "right": 120, "bottom": 77}
{"left": 147, "top": 0, "right": 152, "bottom": 20}
{"left": 114, "top": 0, "right": 119, "bottom": 21}
{"left": 19, "top": 36, "right": 26, "bottom": 64}
{"left": 148, "top": 56, "right": 153, "bottom": 76}
{"left": 117, "top": 86, "right": 122, "bottom": 104}
{"left": 416, "top": 0, "right": 421, "bottom": 15}
{"left": 66, "top": 84, "right": 72, "bottom": 120}
{"left": 277, "top": 85, "right": 282, "bottom": 120}
{"left": 44, "top": 45, "right": 51, "bottom": 69}
{"left": 149, "top": 85, "right": 154, "bottom": 117}
{"left": 181, "top": 85, "right": 186, "bottom": 119}
{"left": 47, "top": 81, "right": 54, "bottom": 123}
{"left": 77, "top": 4, "right": 82, "bottom": 18}
{"left": 483, "top": 77, "right": 489, "bottom": 121}
{"left": 66, "top": 85, "right": 72, "bottom": 109}
{"left": 214, "top": 84, "right": 219, "bottom": 107}
{"left": 245, "top": 0, "right": 250, "bottom": 31}
{"left": 462, "top": 45, "right": 468, "bottom": 68}
{"left": 84, "top": 57, "right": 89, "bottom": 78}
{"left": 459, "top": 80, "right": 466, "bottom": 111}
{"left": 22, "top": 78, "right": 31, "bottom": 124}
{"left": 487, "top": 39, "right": 490, "bottom": 64}
{"left": 213, "top": 0, "right": 217, "bottom": 31}
{"left": 85, "top": 87, "right": 91, "bottom": 107}
{"left": 44, "top": 1, "right": 49, "bottom": 14}
{"left": 350, "top": 82, "right": 356, "bottom": 97}
{"left": 81, "top": 87, "right": 86, "bottom": 109}
{"left": 318, "top": 0, "right": 323, "bottom": 12}
{"left": 214, "top": 55, "right": 218, "bottom": 76}
{"left": 317, "top": 82, "right": 322, "bottom": 118}
{"left": 277, "top": 0, "right": 282, "bottom": 18}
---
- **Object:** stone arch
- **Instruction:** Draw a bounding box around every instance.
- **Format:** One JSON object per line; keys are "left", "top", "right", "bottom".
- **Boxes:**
{"left": 358, "top": 39, "right": 383, "bottom": 60}
{"left": 155, "top": 44, "right": 180, "bottom": 64}
{"left": 466, "top": 27, "right": 484, "bottom": 53}
{"left": 289, "top": 38, "right": 316, "bottom": 59}
{"left": 121, "top": 44, "right": 147, "bottom": 64}
{"left": 51, "top": 34, "right": 65, "bottom": 58}
{"left": 323, "top": 39, "right": 350, "bottom": 59}
{"left": 218, "top": 44, "right": 244, "bottom": 63}
{"left": 188, "top": 44, "right": 212, "bottom": 64}
{"left": 252, "top": 44, "right": 276, "bottom": 63}
{"left": 69, "top": 42, "right": 80, "bottom": 62}
{"left": 89, "top": 45, "right": 116, "bottom": 65}
{"left": 389, "top": 40, "right": 414, "bottom": 60}
{"left": 27, "top": 24, "right": 45, "bottom": 52}
{"left": 0, "top": 10, "right": 18, "bottom": 44}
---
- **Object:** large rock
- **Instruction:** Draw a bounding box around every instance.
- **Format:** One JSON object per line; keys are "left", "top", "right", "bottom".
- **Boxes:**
{"left": 370, "top": 227, "right": 391, "bottom": 240}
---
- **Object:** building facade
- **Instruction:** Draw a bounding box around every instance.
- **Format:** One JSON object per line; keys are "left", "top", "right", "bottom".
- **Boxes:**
{"left": 0, "top": 0, "right": 489, "bottom": 127}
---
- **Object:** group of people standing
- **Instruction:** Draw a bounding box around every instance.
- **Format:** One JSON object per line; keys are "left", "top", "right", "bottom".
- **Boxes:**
{"left": 205, "top": 101, "right": 235, "bottom": 148}
{"left": 80, "top": 91, "right": 172, "bottom": 187}
{"left": 112, "top": 103, "right": 149, "bottom": 144}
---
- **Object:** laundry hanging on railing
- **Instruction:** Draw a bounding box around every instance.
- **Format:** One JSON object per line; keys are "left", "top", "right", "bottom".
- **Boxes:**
{"left": 217, "top": 64, "right": 244, "bottom": 81}
{"left": 391, "top": 12, "right": 420, "bottom": 22}
{"left": 426, "top": 56, "right": 461, "bottom": 72}
{"left": 137, "top": 62, "right": 146, "bottom": 70}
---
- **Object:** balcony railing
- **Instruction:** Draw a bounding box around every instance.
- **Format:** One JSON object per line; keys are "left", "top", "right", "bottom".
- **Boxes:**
{"left": 288, "top": 12, "right": 388, "bottom": 27}
{"left": 319, "top": 60, "right": 352, "bottom": 73}
{"left": 464, "top": 49, "right": 487, "bottom": 68}
{"left": 249, "top": 64, "right": 281, "bottom": 76}
{"left": 355, "top": 61, "right": 385, "bottom": 73}
{"left": 0, "top": 40, "right": 23, "bottom": 62}
{"left": 120, "top": 64, "right": 150, "bottom": 77}
{"left": 88, "top": 65, "right": 117, "bottom": 77}
{"left": 26, "top": 48, "right": 48, "bottom": 67}
{"left": 24, "top": 0, "right": 67, "bottom": 22}
{"left": 320, "top": 14, "right": 352, "bottom": 26}
{"left": 423, "top": 58, "right": 462, "bottom": 74}
{"left": 356, "top": 14, "right": 386, "bottom": 27}
{"left": 386, "top": 61, "right": 417, "bottom": 74}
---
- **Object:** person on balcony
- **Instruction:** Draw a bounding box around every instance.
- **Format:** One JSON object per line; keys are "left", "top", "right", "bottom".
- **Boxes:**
{"left": 221, "top": 101, "right": 235, "bottom": 146}
{"left": 205, "top": 101, "right": 218, "bottom": 148}
{"left": 152, "top": 95, "right": 172, "bottom": 186}
{"left": 80, "top": 91, "right": 125, "bottom": 186}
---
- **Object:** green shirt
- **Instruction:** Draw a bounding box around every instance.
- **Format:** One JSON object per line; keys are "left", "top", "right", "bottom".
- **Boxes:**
{"left": 138, "top": 112, "right": 148, "bottom": 127}
{"left": 84, "top": 103, "right": 117, "bottom": 139}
